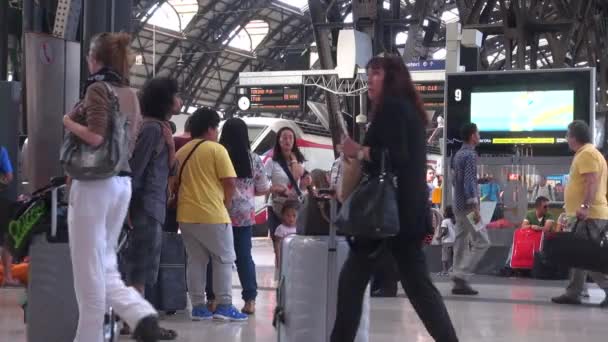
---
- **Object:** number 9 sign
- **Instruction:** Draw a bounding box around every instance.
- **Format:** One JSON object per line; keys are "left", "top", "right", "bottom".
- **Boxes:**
{"left": 454, "top": 89, "right": 462, "bottom": 102}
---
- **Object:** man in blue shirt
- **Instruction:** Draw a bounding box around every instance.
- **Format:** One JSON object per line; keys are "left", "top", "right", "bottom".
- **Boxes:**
{"left": 0, "top": 146, "right": 13, "bottom": 187}
{"left": 0, "top": 145, "right": 17, "bottom": 286}
{"left": 450, "top": 123, "right": 490, "bottom": 295}
{"left": 480, "top": 175, "right": 500, "bottom": 202}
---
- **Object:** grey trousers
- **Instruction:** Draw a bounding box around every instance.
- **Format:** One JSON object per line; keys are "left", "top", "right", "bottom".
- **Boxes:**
{"left": 565, "top": 218, "right": 608, "bottom": 297}
{"left": 451, "top": 211, "right": 491, "bottom": 281}
{"left": 180, "top": 223, "right": 236, "bottom": 307}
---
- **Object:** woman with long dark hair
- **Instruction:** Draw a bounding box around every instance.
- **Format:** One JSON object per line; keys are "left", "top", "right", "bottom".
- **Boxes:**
{"left": 331, "top": 56, "right": 458, "bottom": 342}
{"left": 218, "top": 118, "right": 269, "bottom": 314}
{"left": 265, "top": 127, "right": 311, "bottom": 266}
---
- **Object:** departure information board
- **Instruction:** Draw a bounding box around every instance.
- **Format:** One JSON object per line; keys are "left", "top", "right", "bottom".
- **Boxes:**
{"left": 414, "top": 81, "right": 445, "bottom": 112}
{"left": 236, "top": 85, "right": 305, "bottom": 112}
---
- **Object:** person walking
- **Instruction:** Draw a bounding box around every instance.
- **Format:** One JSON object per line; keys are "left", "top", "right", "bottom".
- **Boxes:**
{"left": 551, "top": 120, "right": 608, "bottom": 307}
{"left": 331, "top": 56, "right": 458, "bottom": 342}
{"left": 62, "top": 32, "right": 159, "bottom": 342}
{"left": 450, "top": 123, "right": 490, "bottom": 295}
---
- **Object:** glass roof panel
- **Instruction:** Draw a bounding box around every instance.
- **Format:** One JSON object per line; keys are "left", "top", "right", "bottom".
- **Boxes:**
{"left": 146, "top": 0, "right": 198, "bottom": 32}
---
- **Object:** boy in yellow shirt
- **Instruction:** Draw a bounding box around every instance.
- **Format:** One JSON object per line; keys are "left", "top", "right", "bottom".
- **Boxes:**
{"left": 174, "top": 108, "right": 247, "bottom": 321}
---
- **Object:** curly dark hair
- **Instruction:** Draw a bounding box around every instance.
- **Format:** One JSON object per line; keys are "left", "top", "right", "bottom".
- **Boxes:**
{"left": 139, "top": 77, "right": 179, "bottom": 120}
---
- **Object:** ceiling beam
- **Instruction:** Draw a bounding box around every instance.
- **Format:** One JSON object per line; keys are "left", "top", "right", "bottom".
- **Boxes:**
{"left": 181, "top": 0, "right": 272, "bottom": 109}
{"left": 213, "top": 13, "right": 304, "bottom": 108}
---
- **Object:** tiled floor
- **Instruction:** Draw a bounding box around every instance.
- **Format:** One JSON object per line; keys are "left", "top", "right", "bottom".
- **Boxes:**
{"left": 2, "top": 239, "right": 608, "bottom": 341}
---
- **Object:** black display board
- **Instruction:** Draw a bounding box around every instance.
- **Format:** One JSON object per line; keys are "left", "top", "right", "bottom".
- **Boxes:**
{"left": 445, "top": 69, "right": 594, "bottom": 156}
{"left": 235, "top": 85, "right": 305, "bottom": 112}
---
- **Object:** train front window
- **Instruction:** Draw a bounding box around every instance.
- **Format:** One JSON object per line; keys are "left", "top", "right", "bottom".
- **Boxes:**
{"left": 254, "top": 131, "right": 277, "bottom": 155}
{"left": 248, "top": 125, "right": 267, "bottom": 144}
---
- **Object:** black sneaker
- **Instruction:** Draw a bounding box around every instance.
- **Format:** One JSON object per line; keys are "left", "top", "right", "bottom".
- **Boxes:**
{"left": 551, "top": 294, "right": 582, "bottom": 305}
{"left": 133, "top": 315, "right": 160, "bottom": 342}
{"left": 451, "top": 277, "right": 479, "bottom": 296}
{"left": 452, "top": 287, "right": 479, "bottom": 295}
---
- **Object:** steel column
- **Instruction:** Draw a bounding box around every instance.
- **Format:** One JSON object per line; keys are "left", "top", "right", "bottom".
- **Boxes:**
{"left": 0, "top": 0, "right": 8, "bottom": 80}
{"left": 309, "top": 0, "right": 343, "bottom": 155}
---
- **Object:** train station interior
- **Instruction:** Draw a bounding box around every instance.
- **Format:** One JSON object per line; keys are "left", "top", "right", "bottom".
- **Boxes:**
{"left": 1, "top": 1, "right": 608, "bottom": 341}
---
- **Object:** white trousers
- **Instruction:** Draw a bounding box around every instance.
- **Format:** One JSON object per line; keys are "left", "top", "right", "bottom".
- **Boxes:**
{"left": 68, "top": 177, "right": 156, "bottom": 342}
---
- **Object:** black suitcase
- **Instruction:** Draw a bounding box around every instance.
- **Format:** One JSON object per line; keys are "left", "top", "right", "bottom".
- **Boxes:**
{"left": 543, "top": 223, "right": 608, "bottom": 274}
{"left": 532, "top": 252, "right": 569, "bottom": 280}
{"left": 146, "top": 232, "right": 188, "bottom": 312}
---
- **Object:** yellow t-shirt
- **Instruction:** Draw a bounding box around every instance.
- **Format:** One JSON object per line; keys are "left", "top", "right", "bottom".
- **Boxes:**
{"left": 564, "top": 144, "right": 608, "bottom": 219}
{"left": 176, "top": 139, "right": 236, "bottom": 224}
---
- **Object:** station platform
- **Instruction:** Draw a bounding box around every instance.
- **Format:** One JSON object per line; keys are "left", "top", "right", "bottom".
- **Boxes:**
{"left": 1, "top": 239, "right": 607, "bottom": 342}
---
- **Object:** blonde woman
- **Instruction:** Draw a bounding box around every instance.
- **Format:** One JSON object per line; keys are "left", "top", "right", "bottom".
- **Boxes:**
{"left": 63, "top": 32, "right": 159, "bottom": 342}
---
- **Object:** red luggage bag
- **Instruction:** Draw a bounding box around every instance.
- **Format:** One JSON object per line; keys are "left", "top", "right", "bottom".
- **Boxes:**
{"left": 510, "top": 228, "right": 544, "bottom": 269}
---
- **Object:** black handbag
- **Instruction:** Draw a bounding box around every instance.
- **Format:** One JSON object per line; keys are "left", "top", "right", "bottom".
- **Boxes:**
{"left": 543, "top": 220, "right": 608, "bottom": 274}
{"left": 334, "top": 151, "right": 400, "bottom": 239}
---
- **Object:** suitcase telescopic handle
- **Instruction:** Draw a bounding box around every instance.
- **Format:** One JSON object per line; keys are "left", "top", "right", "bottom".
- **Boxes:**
{"left": 50, "top": 185, "right": 66, "bottom": 238}
{"left": 329, "top": 198, "right": 338, "bottom": 249}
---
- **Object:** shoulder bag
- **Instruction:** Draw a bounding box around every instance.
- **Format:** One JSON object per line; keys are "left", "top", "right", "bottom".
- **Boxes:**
{"left": 60, "top": 82, "right": 130, "bottom": 180}
{"left": 167, "top": 140, "right": 206, "bottom": 208}
{"left": 334, "top": 150, "right": 400, "bottom": 239}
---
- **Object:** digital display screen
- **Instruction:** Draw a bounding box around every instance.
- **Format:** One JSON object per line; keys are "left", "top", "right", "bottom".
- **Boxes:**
{"left": 415, "top": 81, "right": 445, "bottom": 125}
{"left": 236, "top": 85, "right": 304, "bottom": 112}
{"left": 415, "top": 82, "right": 444, "bottom": 95}
{"left": 445, "top": 69, "right": 593, "bottom": 156}
{"left": 471, "top": 90, "right": 574, "bottom": 132}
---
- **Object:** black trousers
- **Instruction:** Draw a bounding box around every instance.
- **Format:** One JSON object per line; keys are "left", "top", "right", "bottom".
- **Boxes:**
{"left": 331, "top": 238, "right": 458, "bottom": 342}
{"left": 370, "top": 252, "right": 399, "bottom": 294}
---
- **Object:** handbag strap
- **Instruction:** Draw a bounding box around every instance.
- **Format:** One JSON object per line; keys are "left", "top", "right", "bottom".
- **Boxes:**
{"left": 277, "top": 159, "right": 303, "bottom": 199}
{"left": 177, "top": 140, "right": 206, "bottom": 191}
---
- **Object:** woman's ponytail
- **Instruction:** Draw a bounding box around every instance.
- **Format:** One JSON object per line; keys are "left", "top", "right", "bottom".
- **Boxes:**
{"left": 90, "top": 32, "right": 134, "bottom": 83}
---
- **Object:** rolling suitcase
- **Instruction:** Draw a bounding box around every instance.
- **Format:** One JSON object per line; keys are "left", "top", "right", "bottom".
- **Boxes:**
{"left": 275, "top": 199, "right": 370, "bottom": 342}
{"left": 145, "top": 231, "right": 188, "bottom": 312}
{"left": 510, "top": 228, "right": 544, "bottom": 270}
{"left": 27, "top": 180, "right": 119, "bottom": 342}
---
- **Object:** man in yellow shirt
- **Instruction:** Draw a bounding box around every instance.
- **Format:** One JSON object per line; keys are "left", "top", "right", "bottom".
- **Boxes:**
{"left": 175, "top": 108, "right": 247, "bottom": 321}
{"left": 552, "top": 120, "right": 608, "bottom": 308}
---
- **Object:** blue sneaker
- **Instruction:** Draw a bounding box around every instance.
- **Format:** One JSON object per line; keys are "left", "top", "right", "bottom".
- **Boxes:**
{"left": 213, "top": 305, "right": 248, "bottom": 322}
{"left": 191, "top": 305, "right": 213, "bottom": 321}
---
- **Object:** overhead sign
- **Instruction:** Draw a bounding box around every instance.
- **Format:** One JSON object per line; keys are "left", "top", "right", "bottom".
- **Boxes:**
{"left": 414, "top": 81, "right": 445, "bottom": 96}
{"left": 415, "top": 80, "right": 445, "bottom": 110}
{"left": 236, "top": 85, "right": 305, "bottom": 112}
{"left": 406, "top": 59, "right": 446, "bottom": 71}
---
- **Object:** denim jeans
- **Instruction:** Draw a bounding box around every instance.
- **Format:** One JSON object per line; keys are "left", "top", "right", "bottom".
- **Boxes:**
{"left": 207, "top": 226, "right": 258, "bottom": 302}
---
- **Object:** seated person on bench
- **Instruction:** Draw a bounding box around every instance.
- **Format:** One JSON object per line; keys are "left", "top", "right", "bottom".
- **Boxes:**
{"left": 522, "top": 196, "right": 555, "bottom": 233}
{"left": 503, "top": 196, "right": 556, "bottom": 271}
